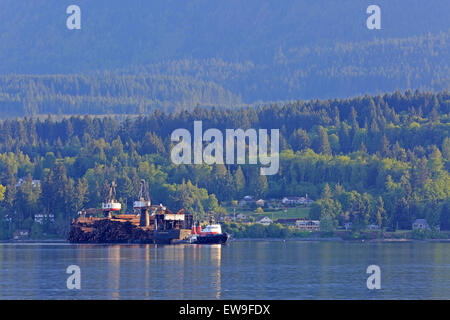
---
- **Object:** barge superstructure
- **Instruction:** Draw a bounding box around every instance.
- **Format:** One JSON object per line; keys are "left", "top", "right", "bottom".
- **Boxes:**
{"left": 68, "top": 180, "right": 193, "bottom": 244}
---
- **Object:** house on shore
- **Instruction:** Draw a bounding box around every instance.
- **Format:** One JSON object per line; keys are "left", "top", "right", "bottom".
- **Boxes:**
{"left": 281, "top": 195, "right": 314, "bottom": 206}
{"left": 257, "top": 216, "right": 273, "bottom": 226}
{"left": 34, "top": 213, "right": 55, "bottom": 224}
{"left": 219, "top": 216, "right": 232, "bottom": 223}
{"left": 412, "top": 219, "right": 431, "bottom": 231}
{"left": 13, "top": 230, "right": 30, "bottom": 240}
{"left": 236, "top": 213, "right": 248, "bottom": 221}
{"left": 239, "top": 195, "right": 256, "bottom": 207}
{"left": 15, "top": 178, "right": 41, "bottom": 189}
{"left": 281, "top": 197, "right": 302, "bottom": 206}
{"left": 296, "top": 220, "right": 320, "bottom": 231}
{"left": 255, "top": 199, "right": 265, "bottom": 207}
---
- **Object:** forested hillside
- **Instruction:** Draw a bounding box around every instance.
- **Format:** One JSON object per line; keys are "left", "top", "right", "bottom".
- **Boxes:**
{"left": 0, "top": 90, "right": 448, "bottom": 238}
{"left": 0, "top": 73, "right": 243, "bottom": 116}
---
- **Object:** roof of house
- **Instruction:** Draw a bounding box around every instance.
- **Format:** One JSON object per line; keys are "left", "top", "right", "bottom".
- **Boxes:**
{"left": 413, "top": 219, "right": 428, "bottom": 224}
{"left": 15, "top": 178, "right": 41, "bottom": 186}
{"left": 14, "top": 229, "right": 30, "bottom": 234}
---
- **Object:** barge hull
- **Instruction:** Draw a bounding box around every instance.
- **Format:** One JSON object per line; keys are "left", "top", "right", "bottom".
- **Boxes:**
{"left": 68, "top": 213, "right": 193, "bottom": 244}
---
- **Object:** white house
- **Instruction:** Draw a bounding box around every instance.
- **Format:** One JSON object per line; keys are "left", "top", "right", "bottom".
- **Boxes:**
{"left": 412, "top": 219, "right": 430, "bottom": 231}
{"left": 257, "top": 216, "right": 273, "bottom": 226}
{"left": 15, "top": 178, "right": 41, "bottom": 189}
{"left": 34, "top": 213, "right": 55, "bottom": 224}
{"left": 13, "top": 230, "right": 29, "bottom": 240}
{"left": 296, "top": 220, "right": 320, "bottom": 231}
{"left": 282, "top": 197, "right": 303, "bottom": 205}
{"left": 282, "top": 195, "right": 314, "bottom": 206}
{"left": 255, "top": 199, "right": 265, "bottom": 207}
{"left": 239, "top": 195, "right": 256, "bottom": 207}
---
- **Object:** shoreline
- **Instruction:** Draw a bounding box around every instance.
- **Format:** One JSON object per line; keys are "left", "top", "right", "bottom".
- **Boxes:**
{"left": 2, "top": 237, "right": 450, "bottom": 245}
{"left": 0, "top": 239, "right": 67, "bottom": 244}
{"left": 231, "top": 237, "right": 450, "bottom": 243}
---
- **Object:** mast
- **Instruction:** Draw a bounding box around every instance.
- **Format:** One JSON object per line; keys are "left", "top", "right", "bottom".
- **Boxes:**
{"left": 134, "top": 179, "right": 152, "bottom": 227}
{"left": 102, "top": 181, "right": 122, "bottom": 218}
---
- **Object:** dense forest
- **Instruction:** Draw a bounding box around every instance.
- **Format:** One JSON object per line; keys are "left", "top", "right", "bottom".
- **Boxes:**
{"left": 0, "top": 90, "right": 448, "bottom": 238}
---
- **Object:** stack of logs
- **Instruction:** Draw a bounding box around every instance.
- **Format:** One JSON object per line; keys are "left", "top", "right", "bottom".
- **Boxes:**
{"left": 68, "top": 216, "right": 154, "bottom": 243}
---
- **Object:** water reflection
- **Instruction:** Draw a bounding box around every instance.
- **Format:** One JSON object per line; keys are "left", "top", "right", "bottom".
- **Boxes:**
{"left": 144, "top": 245, "right": 151, "bottom": 299}
{"left": 107, "top": 245, "right": 121, "bottom": 299}
{"left": 189, "top": 244, "right": 222, "bottom": 299}
{"left": 0, "top": 242, "right": 448, "bottom": 299}
{"left": 153, "top": 244, "right": 222, "bottom": 299}
{"left": 81, "top": 244, "right": 224, "bottom": 299}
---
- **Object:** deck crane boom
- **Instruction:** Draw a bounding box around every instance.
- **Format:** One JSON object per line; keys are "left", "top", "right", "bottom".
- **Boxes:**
{"left": 134, "top": 179, "right": 152, "bottom": 227}
{"left": 102, "top": 181, "right": 122, "bottom": 218}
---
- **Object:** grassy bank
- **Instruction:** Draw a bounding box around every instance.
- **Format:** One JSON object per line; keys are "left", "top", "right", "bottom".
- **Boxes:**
{"left": 225, "top": 206, "right": 310, "bottom": 221}
{"left": 223, "top": 222, "right": 450, "bottom": 240}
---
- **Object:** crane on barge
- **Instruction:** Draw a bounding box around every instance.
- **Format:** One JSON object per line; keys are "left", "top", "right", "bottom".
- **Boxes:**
{"left": 101, "top": 181, "right": 122, "bottom": 218}
{"left": 134, "top": 179, "right": 152, "bottom": 227}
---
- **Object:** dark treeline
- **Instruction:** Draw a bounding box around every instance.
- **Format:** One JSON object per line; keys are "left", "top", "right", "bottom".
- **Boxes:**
{"left": 0, "top": 73, "right": 242, "bottom": 117}
{"left": 0, "top": 90, "right": 449, "bottom": 238}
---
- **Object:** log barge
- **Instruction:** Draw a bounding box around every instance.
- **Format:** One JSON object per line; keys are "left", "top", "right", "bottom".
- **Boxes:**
{"left": 68, "top": 180, "right": 193, "bottom": 244}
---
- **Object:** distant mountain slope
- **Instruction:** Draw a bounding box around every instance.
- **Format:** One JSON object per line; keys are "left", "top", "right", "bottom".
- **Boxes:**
{"left": 0, "top": 1, "right": 449, "bottom": 116}
{"left": 0, "top": 0, "right": 449, "bottom": 74}
{"left": 0, "top": 31, "right": 449, "bottom": 117}
{"left": 124, "top": 31, "right": 450, "bottom": 102}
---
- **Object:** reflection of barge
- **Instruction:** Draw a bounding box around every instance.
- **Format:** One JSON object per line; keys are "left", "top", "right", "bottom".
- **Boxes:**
{"left": 68, "top": 180, "right": 193, "bottom": 244}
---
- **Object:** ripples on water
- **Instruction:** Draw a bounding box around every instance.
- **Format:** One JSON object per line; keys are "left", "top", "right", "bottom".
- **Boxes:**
{"left": 0, "top": 241, "right": 448, "bottom": 299}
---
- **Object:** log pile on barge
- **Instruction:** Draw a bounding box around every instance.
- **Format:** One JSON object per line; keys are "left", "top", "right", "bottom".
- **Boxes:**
{"left": 68, "top": 180, "right": 193, "bottom": 244}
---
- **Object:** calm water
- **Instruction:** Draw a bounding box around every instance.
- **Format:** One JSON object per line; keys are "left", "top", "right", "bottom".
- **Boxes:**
{"left": 0, "top": 241, "right": 449, "bottom": 300}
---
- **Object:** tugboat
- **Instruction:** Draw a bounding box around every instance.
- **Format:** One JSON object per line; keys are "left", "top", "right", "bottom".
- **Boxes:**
{"left": 190, "top": 222, "right": 230, "bottom": 244}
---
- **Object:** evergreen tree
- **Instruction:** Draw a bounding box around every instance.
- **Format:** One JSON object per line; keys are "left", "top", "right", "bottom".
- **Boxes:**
{"left": 0, "top": 184, "right": 5, "bottom": 202}
{"left": 233, "top": 166, "right": 246, "bottom": 198}
{"left": 317, "top": 126, "right": 332, "bottom": 156}
{"left": 322, "top": 183, "right": 332, "bottom": 199}
{"left": 290, "top": 129, "right": 311, "bottom": 151}
{"left": 375, "top": 197, "right": 386, "bottom": 227}
{"left": 380, "top": 135, "right": 391, "bottom": 157}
